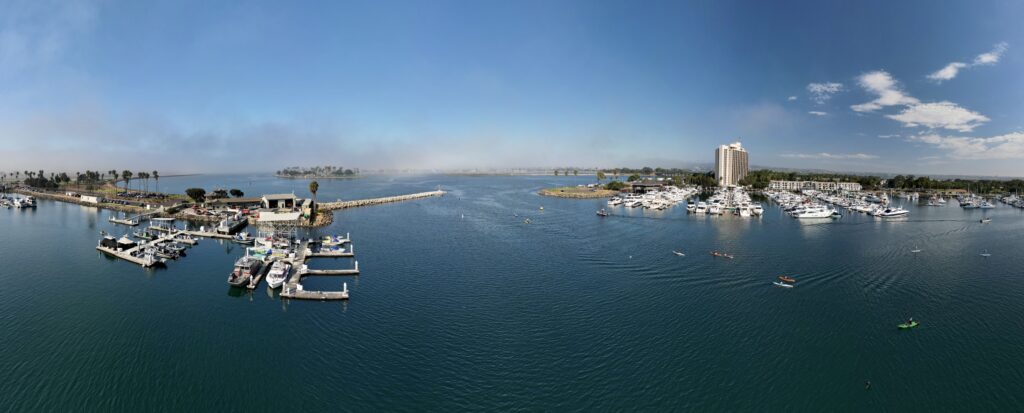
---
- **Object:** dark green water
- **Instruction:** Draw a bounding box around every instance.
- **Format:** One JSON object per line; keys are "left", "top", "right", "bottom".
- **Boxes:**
{"left": 2, "top": 175, "right": 1023, "bottom": 411}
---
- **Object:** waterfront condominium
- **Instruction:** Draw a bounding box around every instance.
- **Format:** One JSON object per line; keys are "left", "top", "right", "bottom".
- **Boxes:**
{"left": 714, "top": 141, "right": 749, "bottom": 187}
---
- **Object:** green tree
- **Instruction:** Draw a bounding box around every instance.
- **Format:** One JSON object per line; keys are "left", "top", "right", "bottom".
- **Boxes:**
{"left": 230, "top": 189, "right": 244, "bottom": 197}
{"left": 573, "top": 170, "right": 578, "bottom": 176}
{"left": 641, "top": 166, "right": 654, "bottom": 175}
{"left": 152, "top": 170, "right": 159, "bottom": 193}
{"left": 121, "top": 170, "right": 132, "bottom": 192}
{"left": 554, "top": 170, "right": 559, "bottom": 176}
{"left": 627, "top": 174, "right": 641, "bottom": 182}
{"left": 596, "top": 171, "right": 606, "bottom": 182}
{"left": 308, "top": 180, "right": 319, "bottom": 223}
{"left": 605, "top": 181, "right": 626, "bottom": 191}
{"left": 185, "top": 188, "right": 206, "bottom": 203}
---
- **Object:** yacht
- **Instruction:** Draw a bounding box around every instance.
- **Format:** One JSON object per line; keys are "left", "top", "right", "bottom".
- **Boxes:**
{"left": 686, "top": 202, "right": 696, "bottom": 213}
{"left": 792, "top": 205, "right": 836, "bottom": 219}
{"left": 228, "top": 256, "right": 263, "bottom": 287}
{"left": 265, "top": 261, "right": 292, "bottom": 289}
{"left": 708, "top": 204, "right": 722, "bottom": 215}
{"left": 751, "top": 204, "right": 764, "bottom": 216}
{"left": 979, "top": 201, "right": 995, "bottom": 209}
{"left": 14, "top": 196, "right": 36, "bottom": 208}
{"left": 695, "top": 202, "right": 708, "bottom": 214}
{"left": 874, "top": 206, "right": 909, "bottom": 217}
{"left": 607, "top": 197, "right": 623, "bottom": 207}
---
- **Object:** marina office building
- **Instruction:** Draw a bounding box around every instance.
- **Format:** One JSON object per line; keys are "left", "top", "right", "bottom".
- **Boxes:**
{"left": 715, "top": 141, "right": 749, "bottom": 187}
{"left": 768, "top": 180, "right": 863, "bottom": 192}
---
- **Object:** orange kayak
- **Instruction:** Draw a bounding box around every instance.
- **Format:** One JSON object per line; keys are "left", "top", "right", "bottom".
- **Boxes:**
{"left": 778, "top": 276, "right": 796, "bottom": 283}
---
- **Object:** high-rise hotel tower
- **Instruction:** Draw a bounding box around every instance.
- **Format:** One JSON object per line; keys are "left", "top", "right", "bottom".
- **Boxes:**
{"left": 714, "top": 141, "right": 749, "bottom": 187}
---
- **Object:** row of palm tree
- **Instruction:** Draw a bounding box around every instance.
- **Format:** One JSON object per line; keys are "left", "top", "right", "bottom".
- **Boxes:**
{"left": 3, "top": 169, "right": 160, "bottom": 194}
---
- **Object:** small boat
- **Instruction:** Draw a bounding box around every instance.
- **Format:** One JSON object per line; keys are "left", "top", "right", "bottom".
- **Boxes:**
{"left": 232, "top": 232, "right": 255, "bottom": 244}
{"left": 980, "top": 218, "right": 991, "bottom": 224}
{"left": 778, "top": 275, "right": 796, "bottom": 283}
{"left": 773, "top": 281, "right": 794, "bottom": 288}
{"left": 980, "top": 250, "right": 992, "bottom": 257}
{"left": 596, "top": 209, "right": 609, "bottom": 217}
{"left": 523, "top": 218, "right": 531, "bottom": 224}
{"left": 910, "top": 248, "right": 921, "bottom": 253}
{"left": 539, "top": 206, "right": 544, "bottom": 211}
{"left": 672, "top": 250, "right": 685, "bottom": 256}
{"left": 710, "top": 251, "right": 734, "bottom": 259}
{"left": 897, "top": 321, "right": 919, "bottom": 329}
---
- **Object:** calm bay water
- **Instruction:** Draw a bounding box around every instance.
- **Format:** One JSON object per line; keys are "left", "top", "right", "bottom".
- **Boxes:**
{"left": 3, "top": 175, "right": 1024, "bottom": 411}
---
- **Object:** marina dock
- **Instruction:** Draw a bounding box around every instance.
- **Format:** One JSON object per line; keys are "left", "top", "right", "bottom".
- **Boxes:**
{"left": 277, "top": 240, "right": 355, "bottom": 300}
{"left": 95, "top": 231, "right": 181, "bottom": 267}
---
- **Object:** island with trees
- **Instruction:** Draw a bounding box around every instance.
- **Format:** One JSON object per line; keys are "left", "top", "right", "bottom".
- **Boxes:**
{"left": 276, "top": 166, "right": 360, "bottom": 179}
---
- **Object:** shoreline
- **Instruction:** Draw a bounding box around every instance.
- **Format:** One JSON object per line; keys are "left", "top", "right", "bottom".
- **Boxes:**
{"left": 538, "top": 187, "right": 619, "bottom": 199}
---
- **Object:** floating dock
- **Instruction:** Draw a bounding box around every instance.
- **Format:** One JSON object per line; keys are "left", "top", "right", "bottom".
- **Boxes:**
{"left": 277, "top": 240, "right": 356, "bottom": 300}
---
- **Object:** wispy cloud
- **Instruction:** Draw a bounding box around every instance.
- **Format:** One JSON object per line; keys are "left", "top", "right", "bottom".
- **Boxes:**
{"left": 807, "top": 82, "right": 843, "bottom": 104}
{"left": 808, "top": 111, "right": 828, "bottom": 116}
{"left": 927, "top": 42, "right": 1009, "bottom": 83}
{"left": 909, "top": 132, "right": 1024, "bottom": 160}
{"left": 877, "top": 134, "right": 900, "bottom": 139}
{"left": 781, "top": 152, "right": 879, "bottom": 160}
{"left": 886, "top": 102, "right": 989, "bottom": 132}
{"left": 787, "top": 95, "right": 797, "bottom": 101}
{"left": 850, "top": 71, "right": 919, "bottom": 112}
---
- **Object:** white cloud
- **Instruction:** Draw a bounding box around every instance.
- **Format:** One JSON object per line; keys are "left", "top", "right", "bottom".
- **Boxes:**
{"left": 877, "top": 134, "right": 900, "bottom": 139}
{"left": 808, "top": 111, "right": 828, "bottom": 116}
{"left": 807, "top": 82, "right": 843, "bottom": 104}
{"left": 787, "top": 95, "right": 797, "bottom": 101}
{"left": 927, "top": 62, "right": 968, "bottom": 82}
{"left": 973, "top": 42, "right": 1008, "bottom": 65}
{"left": 886, "top": 101, "right": 989, "bottom": 132}
{"left": 850, "top": 71, "right": 919, "bottom": 112}
{"left": 928, "top": 42, "right": 1009, "bottom": 83}
{"left": 909, "top": 132, "right": 1024, "bottom": 159}
{"left": 781, "top": 152, "right": 879, "bottom": 160}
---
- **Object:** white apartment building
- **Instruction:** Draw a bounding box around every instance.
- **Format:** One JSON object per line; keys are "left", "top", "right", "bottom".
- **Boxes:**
{"left": 715, "top": 142, "right": 749, "bottom": 187}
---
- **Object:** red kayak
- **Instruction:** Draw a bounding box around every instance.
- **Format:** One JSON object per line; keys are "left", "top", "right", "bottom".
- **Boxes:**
{"left": 778, "top": 275, "right": 796, "bottom": 283}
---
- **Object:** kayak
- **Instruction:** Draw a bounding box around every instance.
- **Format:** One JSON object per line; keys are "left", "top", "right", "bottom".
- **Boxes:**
{"left": 897, "top": 321, "right": 919, "bottom": 329}
{"left": 778, "top": 275, "right": 796, "bottom": 283}
{"left": 772, "top": 281, "right": 794, "bottom": 288}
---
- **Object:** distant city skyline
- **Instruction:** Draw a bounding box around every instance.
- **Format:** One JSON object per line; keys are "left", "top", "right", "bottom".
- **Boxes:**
{"left": 1, "top": 0, "right": 1023, "bottom": 177}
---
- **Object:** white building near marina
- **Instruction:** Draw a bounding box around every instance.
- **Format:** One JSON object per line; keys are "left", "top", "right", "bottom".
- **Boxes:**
{"left": 715, "top": 141, "right": 749, "bottom": 187}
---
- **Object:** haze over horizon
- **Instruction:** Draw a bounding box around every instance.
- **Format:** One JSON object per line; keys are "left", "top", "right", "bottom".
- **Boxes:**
{"left": 2, "top": 0, "right": 1023, "bottom": 177}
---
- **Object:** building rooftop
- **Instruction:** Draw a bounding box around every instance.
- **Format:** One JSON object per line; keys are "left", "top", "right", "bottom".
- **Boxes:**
{"left": 262, "top": 193, "right": 297, "bottom": 200}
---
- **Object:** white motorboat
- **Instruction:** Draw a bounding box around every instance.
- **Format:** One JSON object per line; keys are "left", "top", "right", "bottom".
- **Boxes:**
{"left": 873, "top": 206, "right": 909, "bottom": 218}
{"left": 695, "top": 202, "right": 708, "bottom": 214}
{"left": 792, "top": 205, "right": 836, "bottom": 218}
{"left": 265, "top": 261, "right": 292, "bottom": 289}
{"left": 607, "top": 197, "right": 623, "bottom": 206}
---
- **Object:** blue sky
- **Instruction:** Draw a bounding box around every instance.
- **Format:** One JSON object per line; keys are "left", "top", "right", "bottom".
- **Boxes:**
{"left": 1, "top": 0, "right": 1022, "bottom": 176}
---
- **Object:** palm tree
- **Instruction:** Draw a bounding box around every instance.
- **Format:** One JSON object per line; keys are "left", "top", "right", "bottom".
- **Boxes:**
{"left": 122, "top": 170, "right": 132, "bottom": 193}
{"left": 308, "top": 180, "right": 319, "bottom": 223}
{"left": 152, "top": 170, "right": 159, "bottom": 194}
